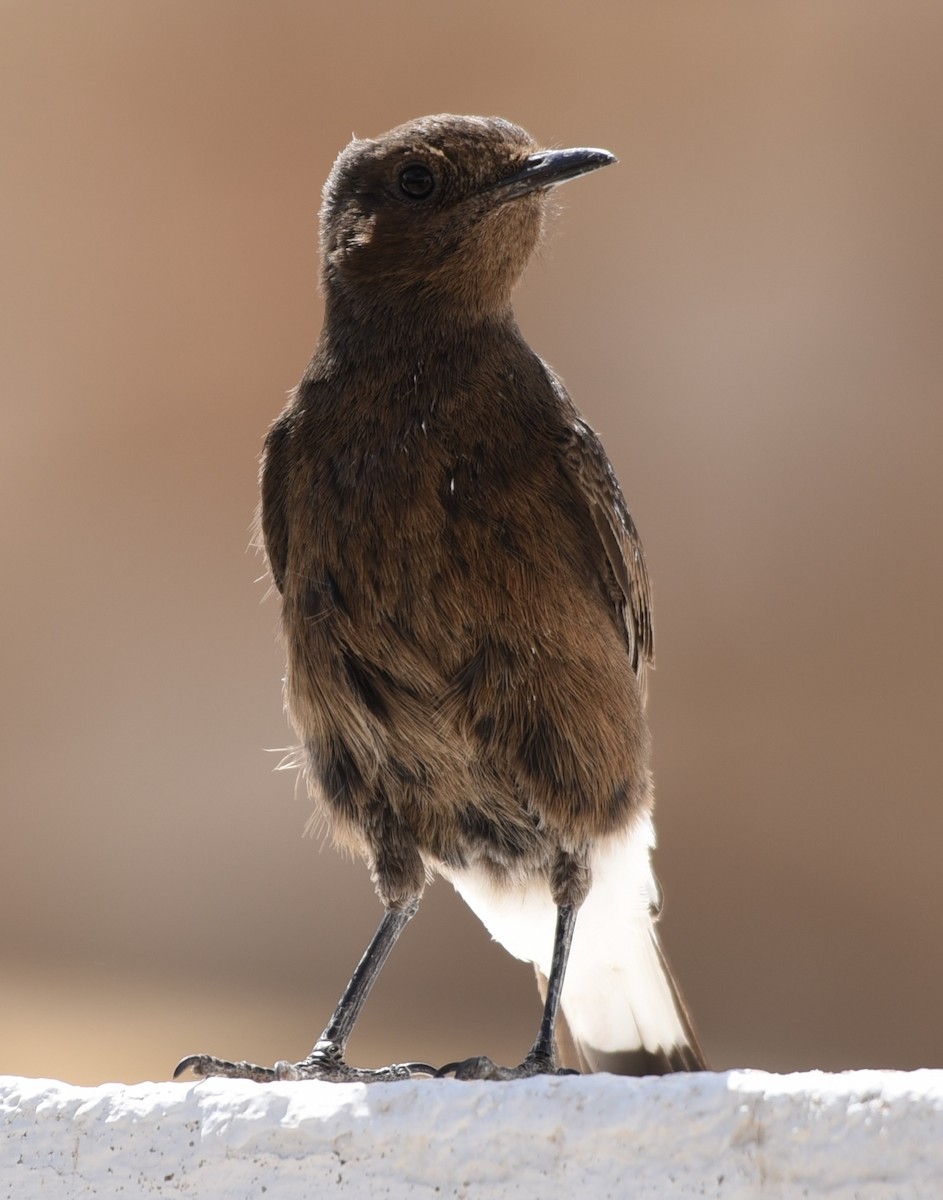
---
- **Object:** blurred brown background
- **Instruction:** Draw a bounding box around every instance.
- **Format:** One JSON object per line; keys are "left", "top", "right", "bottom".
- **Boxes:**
{"left": 2, "top": 0, "right": 941, "bottom": 1085}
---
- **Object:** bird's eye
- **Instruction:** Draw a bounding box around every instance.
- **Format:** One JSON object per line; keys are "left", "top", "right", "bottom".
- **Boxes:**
{"left": 398, "top": 163, "right": 436, "bottom": 200}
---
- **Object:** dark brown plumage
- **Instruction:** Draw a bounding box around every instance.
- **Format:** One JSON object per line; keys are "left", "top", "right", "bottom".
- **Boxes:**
{"left": 175, "top": 114, "right": 704, "bottom": 1084}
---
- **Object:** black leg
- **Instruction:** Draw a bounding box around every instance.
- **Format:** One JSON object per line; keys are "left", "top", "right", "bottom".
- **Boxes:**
{"left": 528, "top": 902, "right": 577, "bottom": 1065}
{"left": 437, "top": 904, "right": 581, "bottom": 1081}
{"left": 285, "top": 899, "right": 426, "bottom": 1077}
{"left": 174, "top": 899, "right": 436, "bottom": 1082}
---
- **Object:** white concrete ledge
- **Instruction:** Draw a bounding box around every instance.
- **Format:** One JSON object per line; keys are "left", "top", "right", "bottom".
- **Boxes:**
{"left": 2, "top": 1070, "right": 941, "bottom": 1198}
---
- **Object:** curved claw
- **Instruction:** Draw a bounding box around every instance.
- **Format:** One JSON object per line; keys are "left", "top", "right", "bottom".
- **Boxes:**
{"left": 398, "top": 1061, "right": 439, "bottom": 1078}
{"left": 172, "top": 1055, "right": 200, "bottom": 1079}
{"left": 436, "top": 1055, "right": 510, "bottom": 1081}
{"left": 435, "top": 1059, "right": 467, "bottom": 1079}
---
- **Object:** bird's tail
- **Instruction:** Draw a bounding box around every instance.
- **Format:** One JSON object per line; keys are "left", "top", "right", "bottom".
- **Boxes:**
{"left": 539, "top": 935, "right": 705, "bottom": 1075}
{"left": 449, "top": 812, "right": 706, "bottom": 1075}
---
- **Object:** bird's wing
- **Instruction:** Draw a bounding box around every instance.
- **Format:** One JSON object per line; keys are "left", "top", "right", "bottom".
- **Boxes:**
{"left": 558, "top": 414, "right": 654, "bottom": 681}
{"left": 258, "top": 412, "right": 293, "bottom": 595}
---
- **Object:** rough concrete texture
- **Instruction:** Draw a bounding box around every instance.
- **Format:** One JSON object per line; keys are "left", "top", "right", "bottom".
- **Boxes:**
{"left": 2, "top": 1070, "right": 941, "bottom": 1198}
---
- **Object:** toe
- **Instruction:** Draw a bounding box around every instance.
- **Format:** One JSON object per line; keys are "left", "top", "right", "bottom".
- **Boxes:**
{"left": 172, "top": 1053, "right": 277, "bottom": 1082}
{"left": 435, "top": 1052, "right": 580, "bottom": 1082}
{"left": 437, "top": 1056, "right": 503, "bottom": 1081}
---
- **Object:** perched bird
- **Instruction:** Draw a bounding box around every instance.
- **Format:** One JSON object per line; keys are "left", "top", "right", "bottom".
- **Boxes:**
{"left": 175, "top": 114, "right": 705, "bottom": 1083}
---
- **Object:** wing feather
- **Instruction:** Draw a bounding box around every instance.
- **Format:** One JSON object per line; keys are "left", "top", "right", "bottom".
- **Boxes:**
{"left": 559, "top": 416, "right": 654, "bottom": 682}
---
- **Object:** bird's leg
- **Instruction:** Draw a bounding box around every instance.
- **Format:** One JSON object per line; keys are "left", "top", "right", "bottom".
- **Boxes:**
{"left": 437, "top": 903, "right": 580, "bottom": 1081}
{"left": 174, "top": 898, "right": 435, "bottom": 1083}
{"left": 528, "top": 901, "right": 578, "bottom": 1067}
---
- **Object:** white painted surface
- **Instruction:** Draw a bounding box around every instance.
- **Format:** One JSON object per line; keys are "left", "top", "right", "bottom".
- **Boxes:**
{"left": 2, "top": 1070, "right": 942, "bottom": 1198}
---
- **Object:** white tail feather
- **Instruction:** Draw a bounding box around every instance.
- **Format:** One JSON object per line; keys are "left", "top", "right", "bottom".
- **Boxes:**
{"left": 445, "top": 814, "right": 694, "bottom": 1062}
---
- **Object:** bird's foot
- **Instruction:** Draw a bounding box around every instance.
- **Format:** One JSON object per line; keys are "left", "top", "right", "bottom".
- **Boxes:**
{"left": 435, "top": 1052, "right": 580, "bottom": 1081}
{"left": 173, "top": 1043, "right": 437, "bottom": 1084}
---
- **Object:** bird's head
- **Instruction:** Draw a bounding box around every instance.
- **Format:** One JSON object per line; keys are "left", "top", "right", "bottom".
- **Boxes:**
{"left": 318, "top": 114, "right": 615, "bottom": 330}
